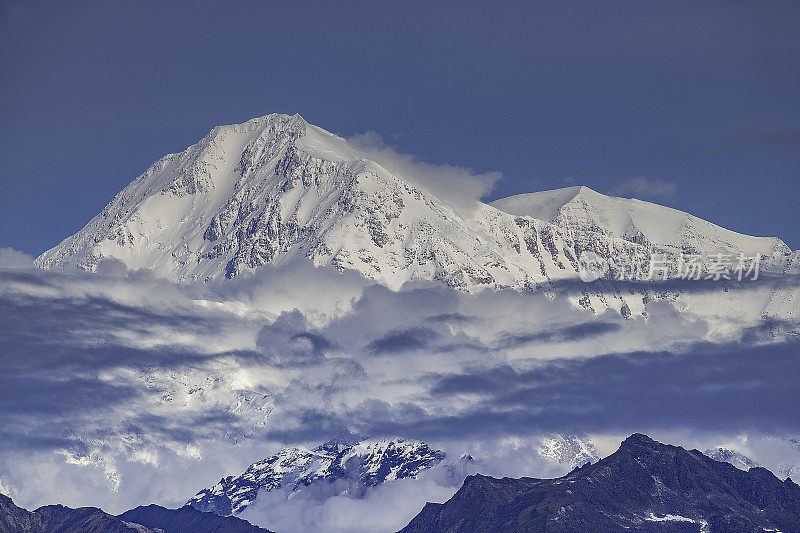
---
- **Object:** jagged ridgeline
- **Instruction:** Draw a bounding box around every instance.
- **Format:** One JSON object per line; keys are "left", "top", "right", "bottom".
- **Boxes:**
{"left": 5, "top": 434, "right": 800, "bottom": 533}
{"left": 401, "top": 434, "right": 800, "bottom": 533}
{"left": 187, "top": 437, "right": 450, "bottom": 516}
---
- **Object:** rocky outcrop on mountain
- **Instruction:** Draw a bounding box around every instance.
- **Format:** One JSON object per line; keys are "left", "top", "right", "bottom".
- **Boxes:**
{"left": 400, "top": 433, "right": 800, "bottom": 533}
{"left": 0, "top": 493, "right": 272, "bottom": 533}
{"left": 188, "top": 436, "right": 446, "bottom": 516}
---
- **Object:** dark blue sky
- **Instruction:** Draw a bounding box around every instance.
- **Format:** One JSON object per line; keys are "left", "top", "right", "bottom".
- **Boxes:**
{"left": 1, "top": 0, "right": 798, "bottom": 254}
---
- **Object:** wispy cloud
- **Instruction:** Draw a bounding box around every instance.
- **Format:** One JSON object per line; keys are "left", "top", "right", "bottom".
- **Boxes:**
{"left": 347, "top": 131, "right": 501, "bottom": 214}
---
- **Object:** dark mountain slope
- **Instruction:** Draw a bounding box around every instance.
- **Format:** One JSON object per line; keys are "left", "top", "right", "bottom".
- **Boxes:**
{"left": 0, "top": 493, "right": 271, "bottom": 533}
{"left": 400, "top": 433, "right": 800, "bottom": 533}
{"left": 118, "top": 504, "right": 273, "bottom": 532}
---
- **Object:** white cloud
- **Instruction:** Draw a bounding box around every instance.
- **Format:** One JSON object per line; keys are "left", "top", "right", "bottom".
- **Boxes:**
{"left": 0, "top": 247, "right": 34, "bottom": 269}
{"left": 347, "top": 131, "right": 501, "bottom": 215}
{"left": 239, "top": 466, "right": 463, "bottom": 533}
{"left": 0, "top": 261, "right": 797, "bottom": 520}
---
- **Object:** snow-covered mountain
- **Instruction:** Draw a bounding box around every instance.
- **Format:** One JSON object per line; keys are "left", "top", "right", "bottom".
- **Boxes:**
{"left": 538, "top": 433, "right": 599, "bottom": 470}
{"left": 37, "top": 113, "right": 551, "bottom": 291}
{"left": 703, "top": 447, "right": 761, "bottom": 471}
{"left": 492, "top": 186, "right": 787, "bottom": 258}
{"left": 34, "top": 113, "right": 800, "bottom": 322}
{"left": 187, "top": 436, "right": 446, "bottom": 516}
{"left": 702, "top": 446, "right": 800, "bottom": 481}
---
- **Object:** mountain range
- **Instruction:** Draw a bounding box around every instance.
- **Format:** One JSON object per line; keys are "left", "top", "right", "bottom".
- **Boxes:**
{"left": 183, "top": 432, "right": 798, "bottom": 526}
{"left": 33, "top": 114, "right": 800, "bottom": 325}
{"left": 401, "top": 433, "right": 800, "bottom": 533}
{"left": 5, "top": 434, "right": 799, "bottom": 533}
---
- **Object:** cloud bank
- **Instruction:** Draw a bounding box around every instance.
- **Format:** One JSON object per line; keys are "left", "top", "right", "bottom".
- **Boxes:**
{"left": 0, "top": 260, "right": 798, "bottom": 531}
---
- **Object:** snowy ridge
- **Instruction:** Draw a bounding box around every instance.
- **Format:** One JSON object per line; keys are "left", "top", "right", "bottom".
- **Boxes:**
{"left": 704, "top": 447, "right": 761, "bottom": 471}
{"left": 35, "top": 113, "right": 800, "bottom": 323}
{"left": 187, "top": 436, "right": 446, "bottom": 516}
{"left": 538, "top": 432, "right": 599, "bottom": 470}
{"left": 491, "top": 185, "right": 786, "bottom": 258}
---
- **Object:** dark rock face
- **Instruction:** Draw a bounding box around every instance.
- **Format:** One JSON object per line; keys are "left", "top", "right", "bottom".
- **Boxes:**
{"left": 0, "top": 494, "right": 43, "bottom": 533}
{"left": 400, "top": 433, "right": 800, "bottom": 533}
{"left": 117, "top": 504, "right": 273, "bottom": 532}
{"left": 0, "top": 494, "right": 148, "bottom": 533}
{"left": 33, "top": 505, "right": 142, "bottom": 533}
{"left": 0, "top": 493, "right": 272, "bottom": 533}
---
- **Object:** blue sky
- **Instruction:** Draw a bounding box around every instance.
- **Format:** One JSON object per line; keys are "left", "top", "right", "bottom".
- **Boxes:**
{"left": 1, "top": 0, "right": 798, "bottom": 253}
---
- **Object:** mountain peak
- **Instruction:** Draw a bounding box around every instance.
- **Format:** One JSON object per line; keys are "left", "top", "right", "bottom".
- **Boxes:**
{"left": 206, "top": 112, "right": 308, "bottom": 140}
{"left": 620, "top": 432, "right": 658, "bottom": 447}
{"left": 563, "top": 184, "right": 600, "bottom": 196}
{"left": 402, "top": 433, "right": 800, "bottom": 533}
{"left": 492, "top": 184, "right": 788, "bottom": 257}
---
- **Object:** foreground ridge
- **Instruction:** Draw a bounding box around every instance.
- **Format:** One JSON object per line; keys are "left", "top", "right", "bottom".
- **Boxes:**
{"left": 400, "top": 433, "right": 800, "bottom": 533}
{"left": 0, "top": 493, "right": 272, "bottom": 533}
